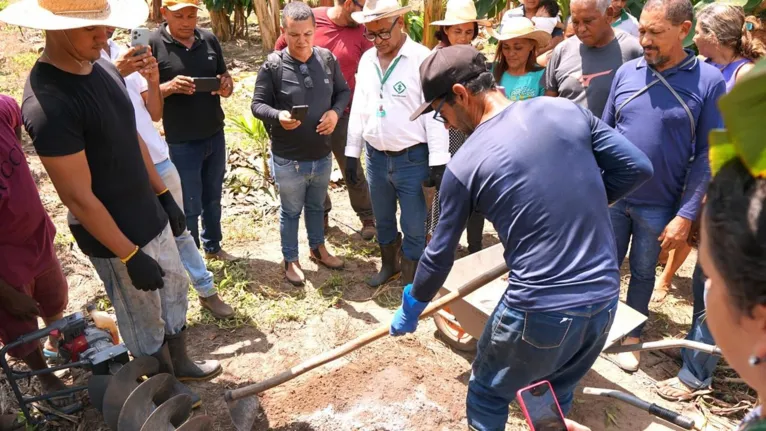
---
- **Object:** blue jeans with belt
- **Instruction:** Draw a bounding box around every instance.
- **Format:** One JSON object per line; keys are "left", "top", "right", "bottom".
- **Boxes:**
{"left": 678, "top": 262, "right": 719, "bottom": 390}
{"left": 466, "top": 296, "right": 618, "bottom": 431}
{"left": 270, "top": 153, "right": 332, "bottom": 262}
{"left": 365, "top": 143, "right": 429, "bottom": 261}
{"left": 609, "top": 200, "right": 676, "bottom": 338}
{"left": 168, "top": 129, "right": 226, "bottom": 254}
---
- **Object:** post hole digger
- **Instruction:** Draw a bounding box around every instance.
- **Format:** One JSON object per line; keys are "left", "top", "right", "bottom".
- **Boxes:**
{"left": 0, "top": 311, "right": 212, "bottom": 431}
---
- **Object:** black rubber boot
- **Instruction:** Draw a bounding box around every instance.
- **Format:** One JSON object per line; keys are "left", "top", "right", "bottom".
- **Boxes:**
{"left": 150, "top": 343, "right": 202, "bottom": 409}
{"left": 165, "top": 327, "right": 223, "bottom": 382}
{"left": 400, "top": 256, "right": 418, "bottom": 286}
{"left": 367, "top": 233, "right": 402, "bottom": 287}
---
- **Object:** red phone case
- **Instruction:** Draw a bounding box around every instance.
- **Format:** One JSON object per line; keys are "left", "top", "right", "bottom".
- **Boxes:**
{"left": 516, "top": 381, "right": 567, "bottom": 431}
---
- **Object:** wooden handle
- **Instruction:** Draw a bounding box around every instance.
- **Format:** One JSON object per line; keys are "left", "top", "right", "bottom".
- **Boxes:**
{"left": 225, "top": 262, "right": 508, "bottom": 402}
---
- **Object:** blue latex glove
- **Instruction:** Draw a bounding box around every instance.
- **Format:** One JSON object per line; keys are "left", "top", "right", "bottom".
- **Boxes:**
{"left": 390, "top": 284, "right": 429, "bottom": 336}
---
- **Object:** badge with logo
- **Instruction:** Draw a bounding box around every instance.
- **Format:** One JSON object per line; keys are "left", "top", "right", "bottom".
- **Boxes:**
{"left": 208, "top": 56, "right": 213, "bottom": 61}
{"left": 393, "top": 81, "right": 407, "bottom": 95}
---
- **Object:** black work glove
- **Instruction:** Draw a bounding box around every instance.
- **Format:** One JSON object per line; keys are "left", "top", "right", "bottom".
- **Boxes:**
{"left": 429, "top": 165, "right": 446, "bottom": 192}
{"left": 125, "top": 249, "right": 165, "bottom": 291}
{"left": 158, "top": 189, "right": 186, "bottom": 237}
{"left": 345, "top": 157, "right": 359, "bottom": 186}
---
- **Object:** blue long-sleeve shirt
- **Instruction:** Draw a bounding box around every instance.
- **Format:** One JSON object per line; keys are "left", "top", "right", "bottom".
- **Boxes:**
{"left": 601, "top": 51, "right": 726, "bottom": 221}
{"left": 411, "top": 98, "right": 653, "bottom": 311}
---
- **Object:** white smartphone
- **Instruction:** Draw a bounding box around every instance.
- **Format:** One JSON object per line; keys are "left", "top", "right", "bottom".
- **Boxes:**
{"left": 130, "top": 27, "right": 151, "bottom": 56}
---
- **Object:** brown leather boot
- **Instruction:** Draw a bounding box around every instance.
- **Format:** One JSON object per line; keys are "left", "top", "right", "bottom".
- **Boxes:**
{"left": 165, "top": 327, "right": 222, "bottom": 382}
{"left": 284, "top": 260, "right": 305, "bottom": 286}
{"left": 310, "top": 244, "right": 344, "bottom": 270}
{"left": 367, "top": 234, "right": 402, "bottom": 287}
{"left": 360, "top": 219, "right": 376, "bottom": 241}
{"left": 400, "top": 256, "right": 418, "bottom": 285}
{"left": 199, "top": 293, "right": 234, "bottom": 319}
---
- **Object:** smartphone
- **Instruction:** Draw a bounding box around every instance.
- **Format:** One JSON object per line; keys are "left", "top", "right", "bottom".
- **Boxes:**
{"left": 291, "top": 105, "right": 309, "bottom": 122}
{"left": 130, "top": 27, "right": 151, "bottom": 56}
{"left": 517, "top": 381, "right": 567, "bottom": 431}
{"left": 193, "top": 77, "right": 221, "bottom": 93}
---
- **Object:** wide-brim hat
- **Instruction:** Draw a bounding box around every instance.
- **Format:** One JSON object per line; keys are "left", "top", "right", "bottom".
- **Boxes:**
{"left": 0, "top": 0, "right": 148, "bottom": 31}
{"left": 431, "top": 0, "right": 491, "bottom": 27}
{"left": 488, "top": 16, "right": 551, "bottom": 47}
{"left": 163, "top": 0, "right": 203, "bottom": 11}
{"left": 352, "top": 0, "right": 411, "bottom": 25}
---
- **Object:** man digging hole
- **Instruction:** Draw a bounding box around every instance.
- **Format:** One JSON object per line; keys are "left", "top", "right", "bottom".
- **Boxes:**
{"left": 390, "top": 45, "right": 654, "bottom": 431}
{"left": 0, "top": 0, "right": 221, "bottom": 407}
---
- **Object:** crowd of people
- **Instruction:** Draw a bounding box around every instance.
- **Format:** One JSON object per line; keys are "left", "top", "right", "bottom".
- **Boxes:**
{"left": 0, "top": 0, "right": 766, "bottom": 429}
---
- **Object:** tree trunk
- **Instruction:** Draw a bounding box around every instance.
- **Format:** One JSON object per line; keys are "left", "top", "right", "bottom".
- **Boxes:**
{"left": 422, "top": 0, "right": 444, "bottom": 49}
{"left": 233, "top": 5, "right": 247, "bottom": 38}
{"left": 209, "top": 9, "right": 233, "bottom": 42}
{"left": 149, "top": 0, "right": 162, "bottom": 23}
{"left": 255, "top": 0, "right": 280, "bottom": 50}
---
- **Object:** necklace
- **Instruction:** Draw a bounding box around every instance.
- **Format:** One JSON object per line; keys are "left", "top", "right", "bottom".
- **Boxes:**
{"left": 40, "top": 51, "right": 92, "bottom": 71}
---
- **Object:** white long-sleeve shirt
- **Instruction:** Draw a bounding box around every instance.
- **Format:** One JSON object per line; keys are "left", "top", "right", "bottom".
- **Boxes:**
{"left": 345, "top": 36, "right": 449, "bottom": 166}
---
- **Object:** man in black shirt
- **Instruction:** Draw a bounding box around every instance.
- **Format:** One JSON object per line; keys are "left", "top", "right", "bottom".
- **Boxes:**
{"left": 252, "top": 2, "right": 351, "bottom": 285}
{"left": 150, "top": 0, "right": 234, "bottom": 261}
{"left": 1, "top": 0, "right": 222, "bottom": 402}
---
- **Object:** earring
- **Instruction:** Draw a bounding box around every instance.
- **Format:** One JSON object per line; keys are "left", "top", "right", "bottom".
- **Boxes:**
{"left": 749, "top": 355, "right": 765, "bottom": 366}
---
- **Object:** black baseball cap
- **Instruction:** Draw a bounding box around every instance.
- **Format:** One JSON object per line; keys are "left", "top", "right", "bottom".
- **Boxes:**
{"left": 410, "top": 44, "right": 489, "bottom": 121}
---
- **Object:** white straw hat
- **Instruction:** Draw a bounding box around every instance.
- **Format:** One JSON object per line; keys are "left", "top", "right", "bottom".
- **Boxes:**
{"left": 351, "top": 0, "right": 411, "bottom": 25}
{"left": 488, "top": 16, "right": 551, "bottom": 47}
{"left": 430, "top": 0, "right": 491, "bottom": 27}
{"left": 0, "top": 0, "right": 149, "bottom": 31}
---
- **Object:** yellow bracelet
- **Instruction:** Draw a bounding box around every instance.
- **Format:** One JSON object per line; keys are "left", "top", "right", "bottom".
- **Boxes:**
{"left": 157, "top": 188, "right": 169, "bottom": 197}
{"left": 120, "top": 246, "right": 140, "bottom": 264}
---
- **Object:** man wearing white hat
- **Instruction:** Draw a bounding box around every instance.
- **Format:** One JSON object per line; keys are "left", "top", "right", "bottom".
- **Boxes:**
{"left": 345, "top": 0, "right": 450, "bottom": 287}
{"left": 0, "top": 0, "right": 221, "bottom": 402}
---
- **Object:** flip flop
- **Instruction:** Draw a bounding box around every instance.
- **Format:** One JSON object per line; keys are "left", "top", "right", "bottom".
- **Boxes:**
{"left": 656, "top": 377, "right": 711, "bottom": 401}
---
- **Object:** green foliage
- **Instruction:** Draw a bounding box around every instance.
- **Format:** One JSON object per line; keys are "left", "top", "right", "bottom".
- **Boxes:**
{"left": 0, "top": 0, "right": 8, "bottom": 12}
{"left": 230, "top": 114, "right": 269, "bottom": 144}
{"left": 406, "top": 11, "right": 425, "bottom": 43}
{"left": 475, "top": 0, "right": 510, "bottom": 19}
{"left": 203, "top": 0, "right": 252, "bottom": 13}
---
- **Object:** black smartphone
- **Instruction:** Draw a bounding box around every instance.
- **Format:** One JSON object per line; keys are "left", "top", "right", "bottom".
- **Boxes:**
{"left": 291, "top": 105, "right": 309, "bottom": 122}
{"left": 517, "top": 381, "right": 567, "bottom": 431}
{"left": 193, "top": 77, "right": 221, "bottom": 93}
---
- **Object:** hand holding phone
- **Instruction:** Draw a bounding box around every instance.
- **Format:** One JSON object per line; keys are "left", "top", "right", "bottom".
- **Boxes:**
{"left": 291, "top": 105, "right": 309, "bottom": 123}
{"left": 130, "top": 27, "right": 151, "bottom": 56}
{"left": 517, "top": 381, "right": 568, "bottom": 431}
{"left": 193, "top": 77, "right": 221, "bottom": 93}
{"left": 279, "top": 111, "right": 301, "bottom": 131}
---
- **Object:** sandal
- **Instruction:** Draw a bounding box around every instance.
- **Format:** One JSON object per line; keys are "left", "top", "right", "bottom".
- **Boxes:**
{"left": 656, "top": 377, "right": 711, "bottom": 401}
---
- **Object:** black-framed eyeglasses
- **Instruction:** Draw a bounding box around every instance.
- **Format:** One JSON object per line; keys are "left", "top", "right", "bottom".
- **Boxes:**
{"left": 352, "top": 0, "right": 364, "bottom": 10}
{"left": 432, "top": 97, "right": 447, "bottom": 124}
{"left": 364, "top": 17, "right": 399, "bottom": 41}
{"left": 299, "top": 63, "right": 313, "bottom": 89}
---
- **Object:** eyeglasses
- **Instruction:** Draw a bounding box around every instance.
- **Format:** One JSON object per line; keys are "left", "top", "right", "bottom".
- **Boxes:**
{"left": 299, "top": 63, "right": 313, "bottom": 89}
{"left": 352, "top": 0, "right": 363, "bottom": 10}
{"left": 364, "top": 17, "right": 399, "bottom": 41}
{"left": 432, "top": 97, "right": 447, "bottom": 124}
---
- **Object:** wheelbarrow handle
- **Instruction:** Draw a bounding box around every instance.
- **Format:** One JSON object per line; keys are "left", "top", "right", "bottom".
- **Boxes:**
{"left": 583, "top": 387, "right": 696, "bottom": 430}
{"left": 603, "top": 340, "right": 722, "bottom": 356}
{"left": 225, "top": 262, "right": 509, "bottom": 402}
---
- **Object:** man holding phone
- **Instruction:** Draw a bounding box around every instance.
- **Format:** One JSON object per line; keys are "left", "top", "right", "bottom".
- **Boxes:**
{"left": 251, "top": 2, "right": 351, "bottom": 286}
{"left": 149, "top": 0, "right": 235, "bottom": 261}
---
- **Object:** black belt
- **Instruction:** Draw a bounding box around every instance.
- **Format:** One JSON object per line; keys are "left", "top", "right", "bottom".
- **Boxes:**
{"left": 368, "top": 142, "right": 426, "bottom": 157}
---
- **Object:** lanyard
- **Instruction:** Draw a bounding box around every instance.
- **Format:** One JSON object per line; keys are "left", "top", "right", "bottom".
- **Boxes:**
{"left": 375, "top": 55, "right": 403, "bottom": 96}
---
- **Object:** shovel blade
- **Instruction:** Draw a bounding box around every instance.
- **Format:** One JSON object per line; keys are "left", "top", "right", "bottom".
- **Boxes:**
{"left": 227, "top": 395, "right": 260, "bottom": 431}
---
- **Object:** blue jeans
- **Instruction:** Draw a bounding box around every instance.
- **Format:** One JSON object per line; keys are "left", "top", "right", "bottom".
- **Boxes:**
{"left": 678, "top": 262, "right": 718, "bottom": 389}
{"left": 365, "top": 143, "right": 429, "bottom": 261}
{"left": 609, "top": 200, "right": 676, "bottom": 338}
{"left": 270, "top": 153, "right": 332, "bottom": 262}
{"left": 89, "top": 225, "right": 188, "bottom": 357}
{"left": 155, "top": 158, "right": 216, "bottom": 298}
{"left": 467, "top": 297, "right": 618, "bottom": 431}
{"left": 168, "top": 129, "right": 226, "bottom": 254}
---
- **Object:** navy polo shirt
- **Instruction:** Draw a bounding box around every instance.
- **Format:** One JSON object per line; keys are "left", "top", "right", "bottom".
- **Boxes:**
{"left": 149, "top": 24, "right": 227, "bottom": 143}
{"left": 602, "top": 51, "right": 726, "bottom": 221}
{"left": 410, "top": 98, "right": 653, "bottom": 312}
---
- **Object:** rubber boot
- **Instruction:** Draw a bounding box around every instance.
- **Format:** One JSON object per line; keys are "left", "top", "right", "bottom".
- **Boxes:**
{"left": 367, "top": 233, "right": 402, "bottom": 287}
{"left": 165, "top": 327, "right": 223, "bottom": 382}
{"left": 150, "top": 343, "right": 202, "bottom": 409}
{"left": 400, "top": 256, "right": 418, "bottom": 286}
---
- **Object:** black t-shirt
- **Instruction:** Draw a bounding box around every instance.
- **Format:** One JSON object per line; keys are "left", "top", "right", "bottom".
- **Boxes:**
{"left": 22, "top": 60, "right": 167, "bottom": 258}
{"left": 150, "top": 24, "right": 227, "bottom": 143}
{"left": 251, "top": 49, "right": 350, "bottom": 161}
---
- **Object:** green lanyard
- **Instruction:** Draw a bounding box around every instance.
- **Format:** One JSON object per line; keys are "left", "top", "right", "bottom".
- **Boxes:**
{"left": 611, "top": 9, "right": 629, "bottom": 27}
{"left": 374, "top": 55, "right": 403, "bottom": 117}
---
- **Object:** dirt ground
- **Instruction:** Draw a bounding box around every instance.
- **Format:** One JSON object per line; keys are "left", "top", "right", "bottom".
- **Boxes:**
{"left": 0, "top": 14, "right": 751, "bottom": 431}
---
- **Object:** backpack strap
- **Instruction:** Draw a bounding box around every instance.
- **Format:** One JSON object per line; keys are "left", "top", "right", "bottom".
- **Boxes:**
{"left": 266, "top": 50, "right": 284, "bottom": 100}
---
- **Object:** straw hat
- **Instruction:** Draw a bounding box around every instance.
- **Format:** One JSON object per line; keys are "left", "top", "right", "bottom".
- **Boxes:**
{"left": 162, "top": 0, "right": 202, "bottom": 11}
{"left": 488, "top": 16, "right": 551, "bottom": 47}
{"left": 0, "top": 0, "right": 148, "bottom": 30}
{"left": 430, "top": 0, "right": 491, "bottom": 27}
{"left": 351, "top": 0, "right": 411, "bottom": 25}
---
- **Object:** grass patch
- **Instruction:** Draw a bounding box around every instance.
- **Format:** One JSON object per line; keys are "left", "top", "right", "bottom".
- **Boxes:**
{"left": 186, "top": 260, "right": 339, "bottom": 330}
{"left": 10, "top": 52, "right": 37, "bottom": 70}
{"left": 0, "top": 1, "right": 8, "bottom": 11}
{"left": 222, "top": 211, "right": 267, "bottom": 243}
{"left": 53, "top": 231, "right": 74, "bottom": 248}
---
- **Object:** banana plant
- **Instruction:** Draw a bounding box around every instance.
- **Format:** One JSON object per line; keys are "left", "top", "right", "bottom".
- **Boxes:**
{"left": 475, "top": 0, "right": 510, "bottom": 19}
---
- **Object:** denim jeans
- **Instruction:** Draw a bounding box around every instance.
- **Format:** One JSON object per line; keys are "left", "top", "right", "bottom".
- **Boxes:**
{"left": 168, "top": 129, "right": 226, "bottom": 254}
{"left": 678, "top": 262, "right": 718, "bottom": 389}
{"left": 365, "top": 143, "right": 429, "bottom": 261}
{"left": 609, "top": 200, "right": 676, "bottom": 338}
{"left": 271, "top": 153, "right": 332, "bottom": 262}
{"left": 88, "top": 225, "right": 189, "bottom": 357}
{"left": 324, "top": 114, "right": 374, "bottom": 221}
{"left": 155, "top": 158, "right": 216, "bottom": 298}
{"left": 466, "top": 297, "right": 618, "bottom": 431}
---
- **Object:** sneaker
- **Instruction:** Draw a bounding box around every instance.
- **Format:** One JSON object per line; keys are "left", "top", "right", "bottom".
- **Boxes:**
{"left": 205, "top": 249, "right": 237, "bottom": 262}
{"left": 610, "top": 337, "right": 641, "bottom": 372}
{"left": 361, "top": 220, "right": 376, "bottom": 241}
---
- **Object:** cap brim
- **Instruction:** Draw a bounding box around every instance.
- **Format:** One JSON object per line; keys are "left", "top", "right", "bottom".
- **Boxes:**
{"left": 165, "top": 3, "right": 203, "bottom": 11}
{"left": 409, "top": 99, "right": 436, "bottom": 122}
{"left": 352, "top": 6, "right": 411, "bottom": 24}
{"left": 430, "top": 18, "right": 492, "bottom": 27}
{"left": 0, "top": 0, "right": 148, "bottom": 30}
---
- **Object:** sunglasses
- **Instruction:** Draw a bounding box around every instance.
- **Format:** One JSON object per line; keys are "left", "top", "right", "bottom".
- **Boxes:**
{"left": 364, "top": 17, "right": 399, "bottom": 42}
{"left": 299, "top": 63, "right": 313, "bottom": 89}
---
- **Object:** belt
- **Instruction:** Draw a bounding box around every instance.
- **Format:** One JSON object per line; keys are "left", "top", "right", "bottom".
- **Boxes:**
{"left": 368, "top": 142, "right": 426, "bottom": 157}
